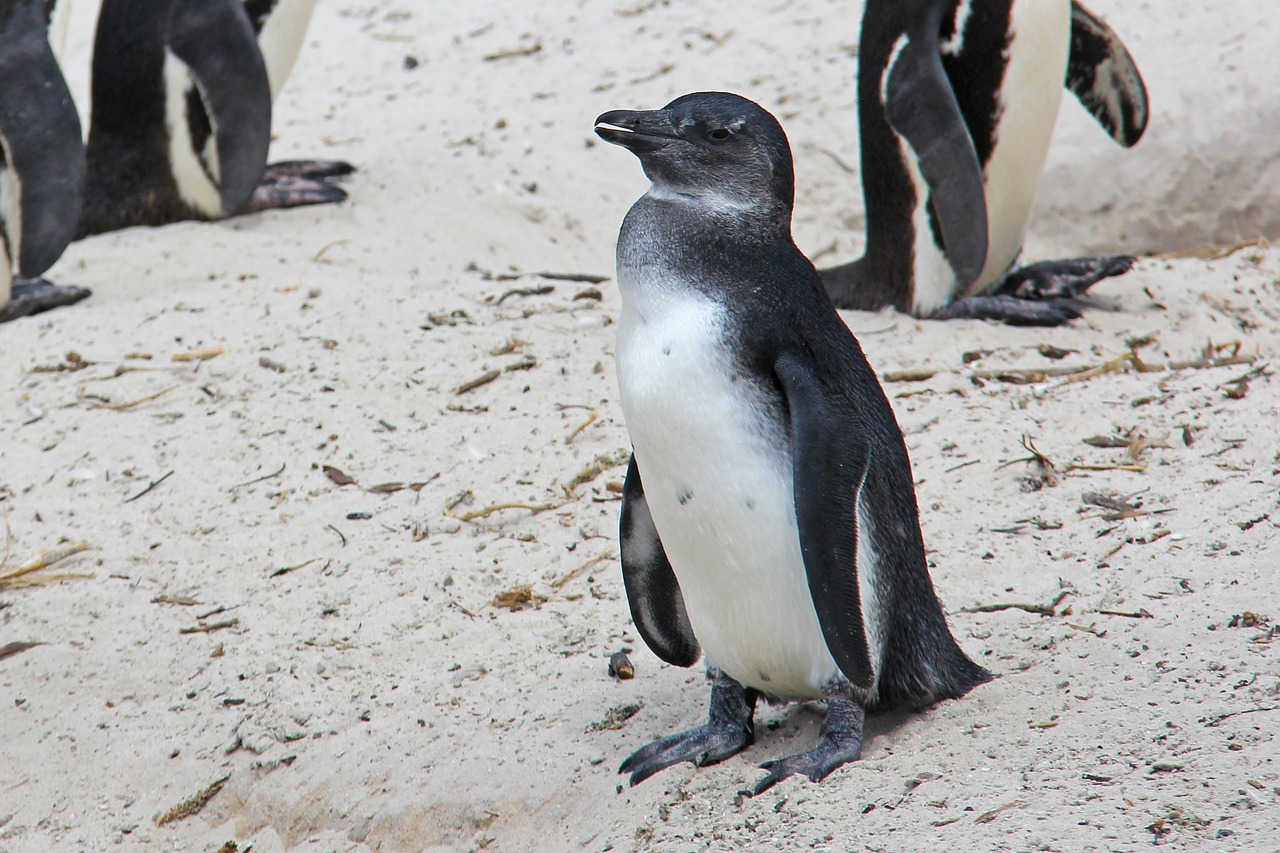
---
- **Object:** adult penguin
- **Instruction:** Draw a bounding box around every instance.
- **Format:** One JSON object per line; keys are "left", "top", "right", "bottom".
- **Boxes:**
{"left": 76, "top": 0, "right": 351, "bottom": 237}
{"left": 0, "top": 0, "right": 88, "bottom": 322}
{"left": 821, "top": 0, "right": 1148, "bottom": 325}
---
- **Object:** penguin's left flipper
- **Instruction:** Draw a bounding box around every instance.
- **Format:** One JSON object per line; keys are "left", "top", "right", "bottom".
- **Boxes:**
{"left": 0, "top": 278, "right": 91, "bottom": 322}
{"left": 882, "top": 33, "right": 989, "bottom": 288}
{"left": 238, "top": 159, "right": 356, "bottom": 213}
{"left": 1067, "top": 2, "right": 1149, "bottom": 147}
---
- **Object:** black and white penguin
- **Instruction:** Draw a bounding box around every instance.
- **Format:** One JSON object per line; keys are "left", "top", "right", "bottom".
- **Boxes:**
{"left": 0, "top": 0, "right": 88, "bottom": 322}
{"left": 821, "top": 0, "right": 1148, "bottom": 325}
{"left": 76, "top": 0, "right": 350, "bottom": 237}
{"left": 596, "top": 92, "right": 990, "bottom": 794}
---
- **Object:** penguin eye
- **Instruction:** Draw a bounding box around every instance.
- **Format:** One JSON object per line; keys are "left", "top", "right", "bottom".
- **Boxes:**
{"left": 708, "top": 127, "right": 732, "bottom": 142}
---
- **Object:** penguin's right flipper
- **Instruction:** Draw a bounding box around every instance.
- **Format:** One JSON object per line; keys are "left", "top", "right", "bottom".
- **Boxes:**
{"left": 1067, "top": 2, "right": 1148, "bottom": 147}
{"left": 619, "top": 455, "right": 701, "bottom": 668}
{"left": 0, "top": 0, "right": 85, "bottom": 279}
{"left": 167, "top": 0, "right": 273, "bottom": 215}
{"left": 1, "top": 278, "right": 91, "bottom": 322}
{"left": 239, "top": 160, "right": 356, "bottom": 213}
{"left": 882, "top": 34, "right": 989, "bottom": 289}
{"left": 773, "top": 350, "right": 875, "bottom": 692}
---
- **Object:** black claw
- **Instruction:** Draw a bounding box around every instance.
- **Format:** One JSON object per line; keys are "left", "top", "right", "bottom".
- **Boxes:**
{"left": 748, "top": 694, "right": 865, "bottom": 797}
{"left": 618, "top": 675, "right": 756, "bottom": 787}
{"left": 241, "top": 176, "right": 349, "bottom": 214}
{"left": 262, "top": 159, "right": 356, "bottom": 181}
{"left": 1, "top": 278, "right": 91, "bottom": 322}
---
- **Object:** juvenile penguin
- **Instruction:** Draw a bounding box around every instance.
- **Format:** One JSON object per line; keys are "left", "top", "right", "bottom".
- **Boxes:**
{"left": 821, "top": 0, "right": 1149, "bottom": 325}
{"left": 596, "top": 92, "right": 990, "bottom": 794}
{"left": 0, "top": 0, "right": 88, "bottom": 322}
{"left": 76, "top": 0, "right": 351, "bottom": 237}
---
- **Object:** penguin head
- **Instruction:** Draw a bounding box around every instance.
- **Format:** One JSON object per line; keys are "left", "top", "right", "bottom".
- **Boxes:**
{"left": 595, "top": 92, "right": 794, "bottom": 221}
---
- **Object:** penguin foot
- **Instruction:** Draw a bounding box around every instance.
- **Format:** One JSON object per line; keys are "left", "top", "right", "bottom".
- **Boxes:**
{"left": 751, "top": 694, "right": 865, "bottom": 796}
{"left": 241, "top": 160, "right": 356, "bottom": 213}
{"left": 619, "top": 678, "right": 756, "bottom": 787}
{"left": 1, "top": 278, "right": 92, "bottom": 322}
{"left": 997, "top": 255, "right": 1135, "bottom": 301}
{"left": 930, "top": 294, "right": 1084, "bottom": 326}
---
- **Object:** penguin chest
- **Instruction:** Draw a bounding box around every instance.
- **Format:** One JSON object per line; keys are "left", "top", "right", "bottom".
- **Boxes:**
{"left": 968, "top": 0, "right": 1071, "bottom": 292}
{"left": 615, "top": 287, "right": 839, "bottom": 699}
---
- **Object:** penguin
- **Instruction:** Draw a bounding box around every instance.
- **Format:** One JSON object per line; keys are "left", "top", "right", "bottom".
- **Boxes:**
{"left": 820, "top": 0, "right": 1149, "bottom": 326}
{"left": 0, "top": 0, "right": 88, "bottom": 322}
{"left": 595, "top": 92, "right": 990, "bottom": 794}
{"left": 76, "top": 0, "right": 351, "bottom": 238}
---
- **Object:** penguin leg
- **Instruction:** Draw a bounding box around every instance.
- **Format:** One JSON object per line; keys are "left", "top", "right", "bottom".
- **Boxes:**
{"left": 751, "top": 684, "right": 865, "bottom": 797}
{"left": 240, "top": 160, "right": 356, "bottom": 214}
{"left": 1, "top": 278, "right": 92, "bottom": 322}
{"left": 996, "top": 255, "right": 1134, "bottom": 301}
{"left": 619, "top": 665, "right": 757, "bottom": 787}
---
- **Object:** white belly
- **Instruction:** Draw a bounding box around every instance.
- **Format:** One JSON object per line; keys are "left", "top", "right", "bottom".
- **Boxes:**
{"left": 967, "top": 0, "right": 1071, "bottom": 293}
{"left": 615, "top": 281, "right": 839, "bottom": 699}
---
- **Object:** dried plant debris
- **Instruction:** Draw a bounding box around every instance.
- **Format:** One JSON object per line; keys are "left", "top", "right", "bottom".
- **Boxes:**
{"left": 493, "top": 584, "right": 547, "bottom": 611}
{"left": 1037, "top": 344, "right": 1076, "bottom": 360}
{"left": 0, "top": 543, "right": 93, "bottom": 587}
{"left": 587, "top": 701, "right": 644, "bottom": 732}
{"left": 322, "top": 466, "right": 357, "bottom": 487}
{"left": 171, "top": 346, "right": 226, "bottom": 363}
{"left": 31, "top": 351, "right": 94, "bottom": 373}
{"left": 154, "top": 773, "right": 231, "bottom": 826}
{"left": 1226, "top": 612, "right": 1268, "bottom": 629}
{"left": 0, "top": 641, "right": 44, "bottom": 661}
{"left": 562, "top": 451, "right": 629, "bottom": 498}
{"left": 999, "top": 435, "right": 1059, "bottom": 488}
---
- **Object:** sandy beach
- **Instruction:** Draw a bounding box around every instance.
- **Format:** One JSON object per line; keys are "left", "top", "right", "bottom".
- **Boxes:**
{"left": 2, "top": 1, "right": 1278, "bottom": 850}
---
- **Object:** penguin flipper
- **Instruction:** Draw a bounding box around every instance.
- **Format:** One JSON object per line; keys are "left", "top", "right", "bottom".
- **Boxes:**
{"left": 0, "top": 0, "right": 85, "bottom": 278}
{"left": 619, "top": 455, "right": 701, "bottom": 668}
{"left": 882, "top": 36, "right": 989, "bottom": 289}
{"left": 167, "top": 0, "right": 273, "bottom": 216}
{"left": 774, "top": 350, "right": 874, "bottom": 692}
{"left": 1067, "top": 1, "right": 1148, "bottom": 147}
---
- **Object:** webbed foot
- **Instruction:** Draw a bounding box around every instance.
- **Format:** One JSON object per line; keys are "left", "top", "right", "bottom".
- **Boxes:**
{"left": 240, "top": 159, "right": 355, "bottom": 213}
{"left": 620, "top": 675, "right": 756, "bottom": 787}
{"left": 930, "top": 294, "right": 1083, "bottom": 326}
{"left": 997, "top": 255, "right": 1134, "bottom": 300}
{"left": 2, "top": 277, "right": 91, "bottom": 322}
{"left": 751, "top": 692, "right": 865, "bottom": 796}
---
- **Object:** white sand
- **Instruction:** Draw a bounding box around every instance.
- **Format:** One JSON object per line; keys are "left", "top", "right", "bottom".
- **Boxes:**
{"left": 2, "top": 1, "right": 1278, "bottom": 850}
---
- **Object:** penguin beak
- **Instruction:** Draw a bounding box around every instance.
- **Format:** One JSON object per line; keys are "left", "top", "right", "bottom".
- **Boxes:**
{"left": 594, "top": 109, "right": 680, "bottom": 152}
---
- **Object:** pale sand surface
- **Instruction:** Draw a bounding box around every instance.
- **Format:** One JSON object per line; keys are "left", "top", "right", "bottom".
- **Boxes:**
{"left": 2, "top": 2, "right": 1278, "bottom": 851}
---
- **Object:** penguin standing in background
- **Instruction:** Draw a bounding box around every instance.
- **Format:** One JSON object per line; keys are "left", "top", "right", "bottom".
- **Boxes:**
{"left": 0, "top": 0, "right": 88, "bottom": 322}
{"left": 76, "top": 0, "right": 351, "bottom": 237}
{"left": 821, "top": 0, "right": 1148, "bottom": 325}
{"left": 596, "top": 92, "right": 989, "bottom": 795}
